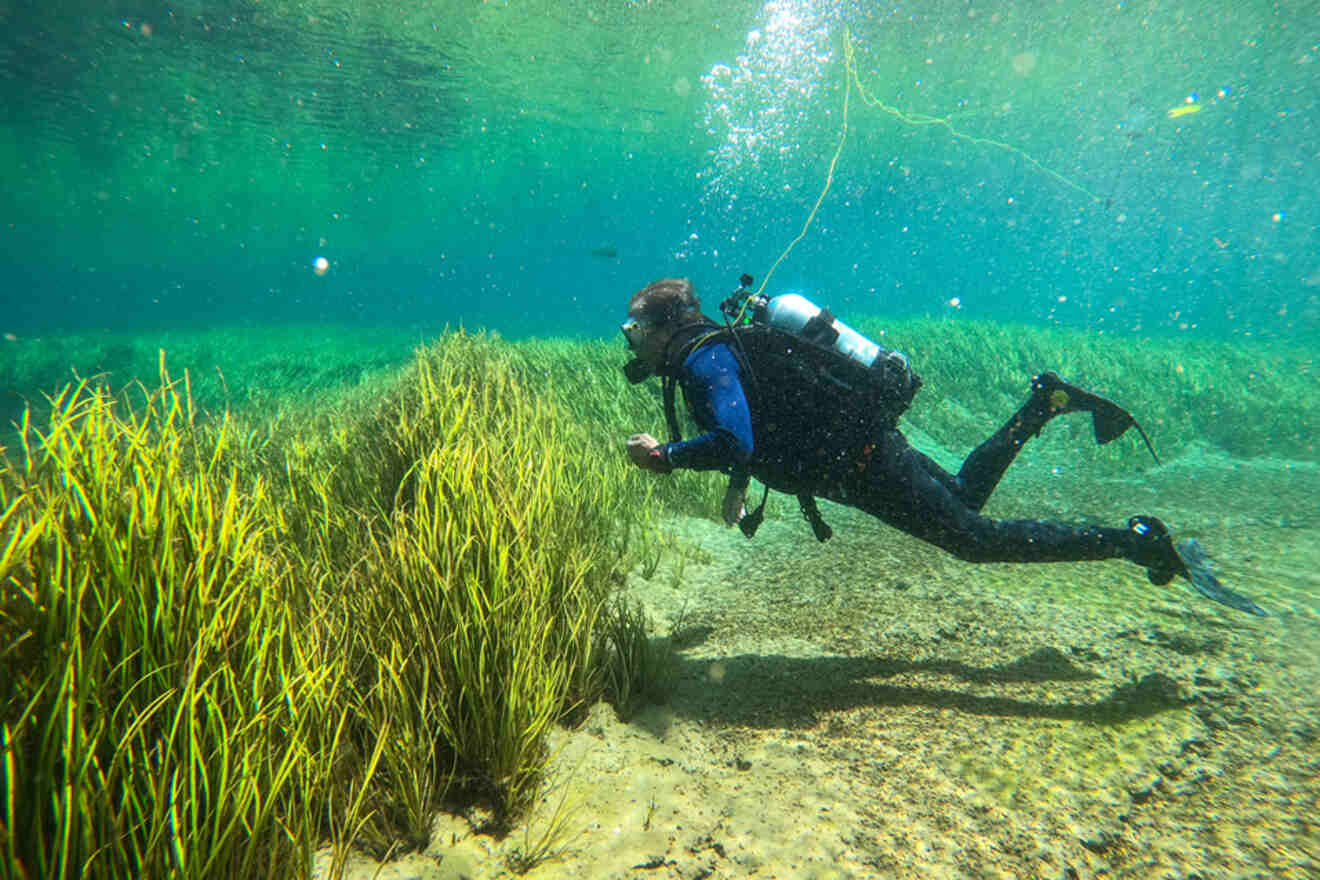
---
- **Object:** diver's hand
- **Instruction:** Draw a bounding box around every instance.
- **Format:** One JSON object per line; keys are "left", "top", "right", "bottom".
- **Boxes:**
{"left": 722, "top": 484, "right": 746, "bottom": 526}
{"left": 627, "top": 433, "right": 672, "bottom": 474}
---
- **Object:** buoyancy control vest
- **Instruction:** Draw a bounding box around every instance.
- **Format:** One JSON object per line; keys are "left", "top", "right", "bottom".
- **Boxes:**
{"left": 645, "top": 293, "right": 923, "bottom": 540}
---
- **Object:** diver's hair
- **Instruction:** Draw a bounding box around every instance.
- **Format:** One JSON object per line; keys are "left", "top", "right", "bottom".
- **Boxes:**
{"left": 628, "top": 278, "right": 704, "bottom": 327}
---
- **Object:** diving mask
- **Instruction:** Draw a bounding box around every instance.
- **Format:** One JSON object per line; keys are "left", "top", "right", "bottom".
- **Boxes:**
{"left": 621, "top": 316, "right": 655, "bottom": 384}
{"left": 620, "top": 316, "right": 651, "bottom": 350}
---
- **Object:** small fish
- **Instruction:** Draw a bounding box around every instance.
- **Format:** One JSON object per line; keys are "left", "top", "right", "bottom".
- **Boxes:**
{"left": 590, "top": 245, "right": 619, "bottom": 259}
{"left": 1167, "top": 104, "right": 1201, "bottom": 119}
{"left": 1118, "top": 103, "right": 1151, "bottom": 139}
{"left": 1175, "top": 539, "right": 1267, "bottom": 616}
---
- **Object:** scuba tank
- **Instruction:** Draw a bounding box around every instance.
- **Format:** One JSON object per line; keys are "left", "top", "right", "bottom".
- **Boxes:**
{"left": 719, "top": 277, "right": 914, "bottom": 379}
{"left": 712, "top": 277, "right": 921, "bottom": 543}
{"left": 761, "top": 292, "right": 907, "bottom": 373}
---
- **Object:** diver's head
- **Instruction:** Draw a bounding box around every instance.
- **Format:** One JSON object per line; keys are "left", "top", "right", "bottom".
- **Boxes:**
{"left": 621, "top": 278, "right": 704, "bottom": 382}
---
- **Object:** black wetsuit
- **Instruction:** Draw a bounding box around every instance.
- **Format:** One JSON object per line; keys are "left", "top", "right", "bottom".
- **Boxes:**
{"left": 660, "top": 341, "right": 1146, "bottom": 565}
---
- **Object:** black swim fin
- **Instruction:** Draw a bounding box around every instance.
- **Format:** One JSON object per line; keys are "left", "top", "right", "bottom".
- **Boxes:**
{"left": 1174, "top": 538, "right": 1268, "bottom": 617}
{"left": 1033, "top": 372, "right": 1161, "bottom": 464}
{"left": 1088, "top": 397, "right": 1135, "bottom": 445}
{"left": 1128, "top": 516, "right": 1268, "bottom": 617}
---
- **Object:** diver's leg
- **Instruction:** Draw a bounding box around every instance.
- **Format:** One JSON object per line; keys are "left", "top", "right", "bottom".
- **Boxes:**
{"left": 945, "top": 378, "right": 1058, "bottom": 512}
{"left": 908, "top": 449, "right": 963, "bottom": 497}
{"left": 832, "top": 431, "right": 1179, "bottom": 570}
{"left": 950, "top": 371, "right": 1140, "bottom": 511}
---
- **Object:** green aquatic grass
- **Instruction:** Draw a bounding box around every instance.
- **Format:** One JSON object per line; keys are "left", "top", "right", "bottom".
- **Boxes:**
{"left": 599, "top": 597, "right": 680, "bottom": 722}
{"left": 505, "top": 336, "right": 719, "bottom": 518}
{"left": 258, "top": 332, "right": 665, "bottom": 835}
{"left": 854, "top": 315, "right": 1318, "bottom": 466}
{"left": 0, "top": 362, "right": 344, "bottom": 879}
{"left": 1, "top": 318, "right": 1313, "bottom": 878}
{"left": 0, "top": 332, "right": 662, "bottom": 878}
{"left": 0, "top": 324, "right": 421, "bottom": 451}
{"left": 336, "top": 338, "right": 641, "bottom": 824}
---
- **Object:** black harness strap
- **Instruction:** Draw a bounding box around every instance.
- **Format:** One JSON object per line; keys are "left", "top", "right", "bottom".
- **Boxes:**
{"left": 799, "top": 307, "right": 840, "bottom": 347}
{"left": 660, "top": 322, "right": 723, "bottom": 443}
{"left": 738, "top": 484, "right": 771, "bottom": 538}
{"left": 737, "top": 490, "right": 831, "bottom": 542}
{"left": 799, "top": 495, "right": 833, "bottom": 542}
{"left": 662, "top": 375, "right": 682, "bottom": 443}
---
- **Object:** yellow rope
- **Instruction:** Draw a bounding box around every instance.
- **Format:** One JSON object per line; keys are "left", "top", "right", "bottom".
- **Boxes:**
{"left": 753, "top": 28, "right": 1100, "bottom": 299}
{"left": 845, "top": 30, "right": 1101, "bottom": 202}
{"left": 753, "top": 31, "right": 853, "bottom": 299}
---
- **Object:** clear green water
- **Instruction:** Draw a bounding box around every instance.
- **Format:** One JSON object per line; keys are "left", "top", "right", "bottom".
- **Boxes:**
{"left": 1, "top": 3, "right": 1317, "bottom": 876}
{"left": 2, "top": 0, "right": 1316, "bottom": 339}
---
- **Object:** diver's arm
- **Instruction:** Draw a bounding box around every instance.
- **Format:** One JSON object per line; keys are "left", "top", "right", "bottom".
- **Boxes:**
{"left": 662, "top": 345, "right": 754, "bottom": 472}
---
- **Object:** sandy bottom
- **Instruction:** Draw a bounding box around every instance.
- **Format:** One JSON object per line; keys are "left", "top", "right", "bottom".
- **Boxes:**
{"left": 322, "top": 448, "right": 1319, "bottom": 880}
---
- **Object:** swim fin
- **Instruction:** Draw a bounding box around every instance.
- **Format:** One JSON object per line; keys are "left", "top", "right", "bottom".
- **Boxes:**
{"left": 1174, "top": 538, "right": 1268, "bottom": 617}
{"left": 1128, "top": 516, "right": 1268, "bottom": 616}
{"left": 1033, "top": 371, "right": 1161, "bottom": 464}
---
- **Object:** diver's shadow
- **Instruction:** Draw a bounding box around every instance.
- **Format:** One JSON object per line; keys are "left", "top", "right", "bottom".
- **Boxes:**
{"left": 669, "top": 646, "right": 1187, "bottom": 730}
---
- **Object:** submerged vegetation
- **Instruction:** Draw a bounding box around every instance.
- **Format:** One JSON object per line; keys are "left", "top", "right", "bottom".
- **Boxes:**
{"left": 0, "top": 334, "right": 657, "bottom": 878}
{"left": 0, "top": 319, "right": 1315, "bottom": 878}
{"left": 863, "top": 317, "right": 1318, "bottom": 465}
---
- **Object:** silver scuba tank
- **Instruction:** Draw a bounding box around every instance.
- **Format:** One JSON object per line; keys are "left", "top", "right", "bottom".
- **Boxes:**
{"left": 764, "top": 293, "right": 898, "bottom": 370}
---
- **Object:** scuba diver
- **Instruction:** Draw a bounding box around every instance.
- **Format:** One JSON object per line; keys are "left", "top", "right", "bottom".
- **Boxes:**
{"left": 620, "top": 276, "right": 1266, "bottom": 616}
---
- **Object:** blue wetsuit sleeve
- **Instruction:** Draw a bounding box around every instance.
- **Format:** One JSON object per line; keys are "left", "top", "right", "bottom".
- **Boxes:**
{"left": 662, "top": 343, "right": 754, "bottom": 477}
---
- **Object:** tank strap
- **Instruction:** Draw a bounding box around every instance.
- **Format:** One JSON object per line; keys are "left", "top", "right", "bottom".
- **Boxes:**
{"left": 738, "top": 489, "right": 833, "bottom": 542}
{"left": 800, "top": 307, "right": 840, "bottom": 346}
